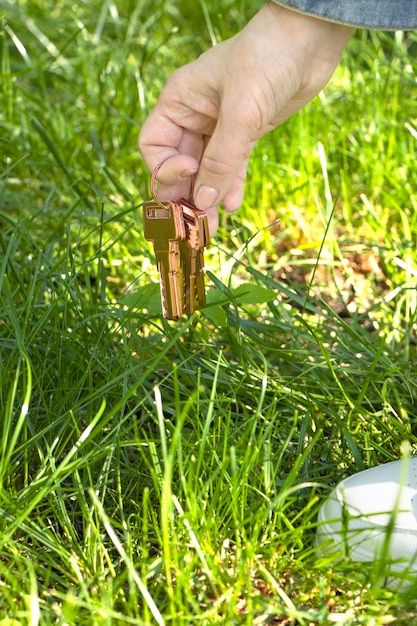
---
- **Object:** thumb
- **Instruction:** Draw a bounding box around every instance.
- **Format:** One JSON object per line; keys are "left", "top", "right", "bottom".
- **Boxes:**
{"left": 193, "top": 111, "right": 252, "bottom": 212}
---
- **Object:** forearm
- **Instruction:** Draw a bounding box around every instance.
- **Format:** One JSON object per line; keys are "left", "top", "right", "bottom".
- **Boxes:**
{"left": 271, "top": 0, "right": 417, "bottom": 30}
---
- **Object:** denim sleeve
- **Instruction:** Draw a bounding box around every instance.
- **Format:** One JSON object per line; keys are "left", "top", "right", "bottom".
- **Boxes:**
{"left": 271, "top": 0, "right": 417, "bottom": 29}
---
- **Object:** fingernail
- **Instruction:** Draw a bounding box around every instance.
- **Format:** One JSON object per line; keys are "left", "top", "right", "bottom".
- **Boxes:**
{"left": 179, "top": 167, "right": 198, "bottom": 181}
{"left": 194, "top": 185, "right": 219, "bottom": 210}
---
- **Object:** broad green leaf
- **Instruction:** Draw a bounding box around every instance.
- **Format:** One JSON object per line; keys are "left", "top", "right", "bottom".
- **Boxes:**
{"left": 232, "top": 284, "right": 275, "bottom": 305}
{"left": 120, "top": 283, "right": 162, "bottom": 316}
{"left": 203, "top": 289, "right": 228, "bottom": 326}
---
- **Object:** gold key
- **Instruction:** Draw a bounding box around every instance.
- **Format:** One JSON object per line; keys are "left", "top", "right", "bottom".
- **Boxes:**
{"left": 143, "top": 163, "right": 210, "bottom": 320}
{"left": 179, "top": 199, "right": 210, "bottom": 315}
{"left": 143, "top": 199, "right": 186, "bottom": 320}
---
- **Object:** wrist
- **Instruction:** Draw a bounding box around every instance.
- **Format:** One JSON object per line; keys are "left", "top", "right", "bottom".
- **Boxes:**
{"left": 261, "top": 1, "right": 354, "bottom": 91}
{"left": 265, "top": 1, "right": 355, "bottom": 49}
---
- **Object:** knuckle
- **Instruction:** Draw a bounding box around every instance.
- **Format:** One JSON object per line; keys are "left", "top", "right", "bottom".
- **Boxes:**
{"left": 201, "top": 153, "right": 233, "bottom": 178}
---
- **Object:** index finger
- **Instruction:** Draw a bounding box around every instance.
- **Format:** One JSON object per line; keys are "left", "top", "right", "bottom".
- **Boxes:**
{"left": 139, "top": 114, "right": 205, "bottom": 199}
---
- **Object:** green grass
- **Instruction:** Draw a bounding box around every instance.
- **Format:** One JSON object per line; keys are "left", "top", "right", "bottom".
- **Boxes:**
{"left": 1, "top": 0, "right": 417, "bottom": 623}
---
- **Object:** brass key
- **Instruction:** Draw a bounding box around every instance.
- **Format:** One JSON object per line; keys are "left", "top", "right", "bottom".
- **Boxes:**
{"left": 179, "top": 200, "right": 210, "bottom": 315}
{"left": 143, "top": 200, "right": 186, "bottom": 320}
{"left": 143, "top": 163, "right": 210, "bottom": 320}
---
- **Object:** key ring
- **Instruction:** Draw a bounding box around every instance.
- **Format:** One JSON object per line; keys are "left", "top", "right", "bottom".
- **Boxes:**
{"left": 150, "top": 162, "right": 166, "bottom": 209}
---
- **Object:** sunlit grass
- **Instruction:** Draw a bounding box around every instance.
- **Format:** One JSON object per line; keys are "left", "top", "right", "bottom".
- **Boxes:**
{"left": 1, "top": 1, "right": 417, "bottom": 624}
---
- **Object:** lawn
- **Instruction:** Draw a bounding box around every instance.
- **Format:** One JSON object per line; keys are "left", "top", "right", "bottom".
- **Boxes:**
{"left": 1, "top": 0, "right": 417, "bottom": 624}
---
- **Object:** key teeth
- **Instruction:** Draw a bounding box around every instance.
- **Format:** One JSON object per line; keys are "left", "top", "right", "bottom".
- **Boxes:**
{"left": 179, "top": 209, "right": 209, "bottom": 316}
{"left": 157, "top": 260, "right": 183, "bottom": 320}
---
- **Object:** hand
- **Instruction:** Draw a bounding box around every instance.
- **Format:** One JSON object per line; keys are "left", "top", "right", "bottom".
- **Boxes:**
{"left": 138, "top": 2, "right": 354, "bottom": 235}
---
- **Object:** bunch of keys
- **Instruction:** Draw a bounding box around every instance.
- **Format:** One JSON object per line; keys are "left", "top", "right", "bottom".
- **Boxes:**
{"left": 143, "top": 163, "right": 210, "bottom": 320}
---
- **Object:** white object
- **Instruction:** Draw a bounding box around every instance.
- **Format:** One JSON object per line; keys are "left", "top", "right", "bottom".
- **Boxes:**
{"left": 315, "top": 457, "right": 417, "bottom": 582}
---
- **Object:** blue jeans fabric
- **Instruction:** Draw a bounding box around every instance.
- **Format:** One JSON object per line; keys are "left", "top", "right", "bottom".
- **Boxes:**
{"left": 271, "top": 0, "right": 417, "bottom": 29}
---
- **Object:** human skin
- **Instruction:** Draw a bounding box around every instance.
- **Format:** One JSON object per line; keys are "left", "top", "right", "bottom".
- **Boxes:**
{"left": 138, "top": 2, "right": 355, "bottom": 235}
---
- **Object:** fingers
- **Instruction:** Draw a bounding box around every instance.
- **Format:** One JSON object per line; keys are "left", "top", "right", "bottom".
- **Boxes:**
{"left": 153, "top": 154, "right": 198, "bottom": 186}
{"left": 139, "top": 116, "right": 204, "bottom": 201}
{"left": 139, "top": 121, "right": 252, "bottom": 233}
{"left": 221, "top": 153, "right": 250, "bottom": 213}
{"left": 149, "top": 153, "right": 200, "bottom": 203}
{"left": 194, "top": 116, "right": 255, "bottom": 212}
{"left": 138, "top": 35, "right": 260, "bottom": 225}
